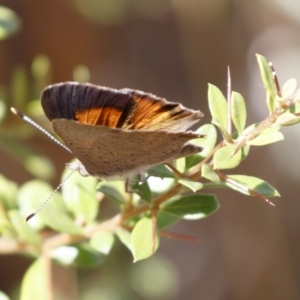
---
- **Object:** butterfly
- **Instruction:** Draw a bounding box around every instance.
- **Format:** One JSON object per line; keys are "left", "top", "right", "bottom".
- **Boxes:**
{"left": 41, "top": 82, "right": 204, "bottom": 180}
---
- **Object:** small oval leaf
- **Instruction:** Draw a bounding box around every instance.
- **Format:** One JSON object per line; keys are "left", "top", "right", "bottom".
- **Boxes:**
{"left": 51, "top": 246, "right": 79, "bottom": 265}
{"left": 282, "top": 78, "right": 297, "bottom": 99}
{"left": 62, "top": 167, "right": 99, "bottom": 223}
{"left": 0, "top": 6, "right": 21, "bottom": 40}
{"left": 266, "top": 91, "right": 275, "bottom": 113}
{"left": 213, "top": 144, "right": 249, "bottom": 170}
{"left": 90, "top": 232, "right": 115, "bottom": 255}
{"left": 161, "top": 194, "right": 219, "bottom": 220}
{"left": 208, "top": 84, "right": 228, "bottom": 135}
{"left": 256, "top": 54, "right": 276, "bottom": 112}
{"left": 0, "top": 205, "right": 15, "bottom": 237}
{"left": 52, "top": 244, "right": 105, "bottom": 268}
{"left": 116, "top": 228, "right": 132, "bottom": 251}
{"left": 231, "top": 92, "right": 246, "bottom": 134}
{"left": 286, "top": 101, "right": 300, "bottom": 115}
{"left": 0, "top": 174, "right": 18, "bottom": 210}
{"left": 17, "top": 180, "right": 82, "bottom": 235}
{"left": 71, "top": 243, "right": 105, "bottom": 268}
{"left": 0, "top": 100, "right": 7, "bottom": 124}
{"left": 0, "top": 290, "right": 10, "bottom": 300}
{"left": 178, "top": 180, "right": 203, "bottom": 192}
{"left": 129, "top": 256, "right": 179, "bottom": 299}
{"left": 157, "top": 211, "right": 180, "bottom": 229}
{"left": 147, "top": 164, "right": 175, "bottom": 178}
{"left": 201, "top": 164, "right": 222, "bottom": 184}
{"left": 24, "top": 155, "right": 55, "bottom": 181}
{"left": 185, "top": 124, "right": 217, "bottom": 169}
{"left": 275, "top": 113, "right": 300, "bottom": 126}
{"left": 175, "top": 157, "right": 186, "bottom": 174}
{"left": 31, "top": 55, "right": 51, "bottom": 81}
{"left": 147, "top": 176, "right": 175, "bottom": 194}
{"left": 8, "top": 210, "right": 41, "bottom": 249}
{"left": 20, "top": 259, "right": 48, "bottom": 300}
{"left": 97, "top": 184, "right": 124, "bottom": 205}
{"left": 248, "top": 128, "right": 284, "bottom": 146}
{"left": 2, "top": 139, "right": 55, "bottom": 180}
{"left": 134, "top": 181, "right": 152, "bottom": 203}
{"left": 131, "top": 217, "right": 159, "bottom": 262}
{"left": 227, "top": 175, "right": 280, "bottom": 197}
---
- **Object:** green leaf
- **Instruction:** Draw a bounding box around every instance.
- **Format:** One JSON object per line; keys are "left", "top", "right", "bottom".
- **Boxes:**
{"left": 24, "top": 155, "right": 55, "bottom": 181}
{"left": 69, "top": 243, "right": 105, "bottom": 268}
{"left": 201, "top": 164, "right": 221, "bottom": 183}
{"left": 51, "top": 246, "right": 80, "bottom": 265}
{"left": 97, "top": 184, "right": 125, "bottom": 205}
{"left": 31, "top": 55, "right": 51, "bottom": 98}
{"left": 161, "top": 194, "right": 219, "bottom": 220}
{"left": 8, "top": 210, "right": 41, "bottom": 249}
{"left": 178, "top": 180, "right": 203, "bottom": 192}
{"left": 90, "top": 232, "right": 115, "bottom": 255}
{"left": 0, "top": 204, "right": 15, "bottom": 237}
{"left": 294, "top": 88, "right": 300, "bottom": 103}
{"left": 116, "top": 228, "right": 132, "bottom": 251}
{"left": 275, "top": 113, "right": 300, "bottom": 126}
{"left": 175, "top": 157, "right": 186, "bottom": 173}
{"left": 17, "top": 180, "right": 82, "bottom": 235}
{"left": 0, "top": 6, "right": 21, "bottom": 40}
{"left": 27, "top": 99, "right": 43, "bottom": 116}
{"left": 20, "top": 259, "right": 48, "bottom": 300}
{"left": 213, "top": 144, "right": 249, "bottom": 170}
{"left": 0, "top": 100, "right": 7, "bottom": 124}
{"left": 185, "top": 156, "right": 202, "bottom": 171}
{"left": 134, "top": 181, "right": 152, "bottom": 203}
{"left": 281, "top": 78, "right": 297, "bottom": 99}
{"left": 147, "top": 164, "right": 175, "bottom": 178}
{"left": 10, "top": 65, "right": 28, "bottom": 110}
{"left": 131, "top": 217, "right": 159, "bottom": 262}
{"left": 208, "top": 84, "right": 228, "bottom": 137}
{"left": 266, "top": 92, "right": 275, "bottom": 113}
{"left": 17, "top": 180, "right": 57, "bottom": 230}
{"left": 248, "top": 127, "right": 284, "bottom": 146}
{"left": 62, "top": 167, "right": 99, "bottom": 223}
{"left": 40, "top": 210, "right": 82, "bottom": 235}
{"left": 231, "top": 92, "right": 246, "bottom": 134}
{"left": 286, "top": 101, "right": 300, "bottom": 115}
{"left": 129, "top": 256, "right": 179, "bottom": 299}
{"left": 31, "top": 55, "right": 51, "bottom": 79}
{"left": 0, "top": 290, "right": 10, "bottom": 300}
{"left": 239, "top": 123, "right": 256, "bottom": 137}
{"left": 147, "top": 177, "right": 175, "bottom": 194}
{"left": 227, "top": 175, "right": 280, "bottom": 197}
{"left": 157, "top": 211, "right": 180, "bottom": 229}
{"left": 1, "top": 138, "right": 55, "bottom": 180}
{"left": 0, "top": 174, "right": 18, "bottom": 209}
{"left": 73, "top": 64, "right": 91, "bottom": 82}
{"left": 185, "top": 124, "right": 217, "bottom": 169}
{"left": 52, "top": 244, "right": 105, "bottom": 268}
{"left": 256, "top": 54, "right": 276, "bottom": 112}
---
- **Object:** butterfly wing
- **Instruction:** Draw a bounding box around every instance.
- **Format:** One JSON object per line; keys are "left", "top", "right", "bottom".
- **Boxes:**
{"left": 41, "top": 82, "right": 203, "bottom": 132}
{"left": 52, "top": 119, "right": 203, "bottom": 179}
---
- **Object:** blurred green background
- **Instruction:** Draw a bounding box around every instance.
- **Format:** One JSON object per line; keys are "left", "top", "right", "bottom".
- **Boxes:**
{"left": 1, "top": 0, "right": 300, "bottom": 299}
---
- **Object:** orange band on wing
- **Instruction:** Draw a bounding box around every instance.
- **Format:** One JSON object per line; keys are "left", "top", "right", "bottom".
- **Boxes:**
{"left": 75, "top": 107, "right": 126, "bottom": 127}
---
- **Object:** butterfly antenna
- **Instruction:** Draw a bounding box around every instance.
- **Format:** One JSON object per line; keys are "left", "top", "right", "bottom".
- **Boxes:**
{"left": 11, "top": 107, "right": 72, "bottom": 154}
{"left": 25, "top": 170, "right": 76, "bottom": 222}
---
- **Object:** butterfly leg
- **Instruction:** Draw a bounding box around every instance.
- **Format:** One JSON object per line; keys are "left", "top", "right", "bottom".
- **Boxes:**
{"left": 125, "top": 176, "right": 143, "bottom": 195}
{"left": 125, "top": 174, "right": 151, "bottom": 202}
